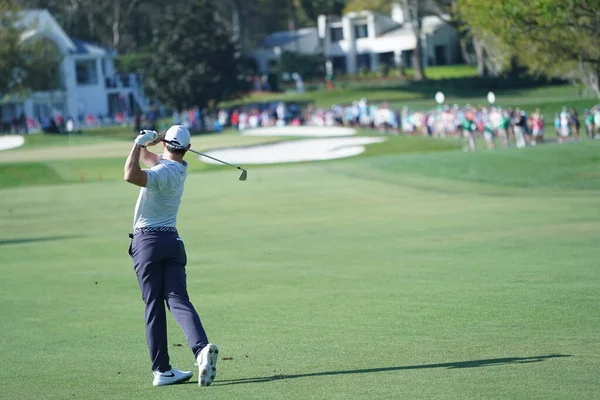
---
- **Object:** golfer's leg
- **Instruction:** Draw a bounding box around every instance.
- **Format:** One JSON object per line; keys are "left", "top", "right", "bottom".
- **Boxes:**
{"left": 164, "top": 236, "right": 209, "bottom": 357}
{"left": 132, "top": 235, "right": 171, "bottom": 372}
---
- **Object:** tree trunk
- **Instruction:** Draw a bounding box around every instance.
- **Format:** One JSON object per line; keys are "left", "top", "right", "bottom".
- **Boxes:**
{"left": 580, "top": 62, "right": 600, "bottom": 99}
{"left": 231, "top": 2, "right": 243, "bottom": 54}
{"left": 413, "top": 31, "right": 426, "bottom": 80}
{"left": 473, "top": 37, "right": 487, "bottom": 77}
{"left": 403, "top": 0, "right": 426, "bottom": 81}
{"left": 592, "top": 81, "right": 600, "bottom": 99}
{"left": 458, "top": 36, "right": 470, "bottom": 64}
{"left": 113, "top": 2, "right": 121, "bottom": 51}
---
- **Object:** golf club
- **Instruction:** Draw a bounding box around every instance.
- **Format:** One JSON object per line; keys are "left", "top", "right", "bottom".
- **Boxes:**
{"left": 162, "top": 139, "right": 248, "bottom": 181}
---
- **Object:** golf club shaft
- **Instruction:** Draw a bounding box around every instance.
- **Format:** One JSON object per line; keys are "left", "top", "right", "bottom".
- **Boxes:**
{"left": 162, "top": 139, "right": 246, "bottom": 172}
{"left": 187, "top": 148, "right": 245, "bottom": 172}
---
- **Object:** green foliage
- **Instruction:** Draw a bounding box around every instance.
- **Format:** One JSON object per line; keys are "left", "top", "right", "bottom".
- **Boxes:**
{"left": 17, "top": 35, "right": 63, "bottom": 92}
{"left": 0, "top": 6, "right": 21, "bottom": 95}
{"left": 0, "top": 4, "right": 63, "bottom": 96}
{"left": 275, "top": 51, "right": 325, "bottom": 81}
{"left": 344, "top": 0, "right": 390, "bottom": 14}
{"left": 115, "top": 52, "right": 151, "bottom": 73}
{"left": 142, "top": 0, "right": 250, "bottom": 110}
{"left": 296, "top": 0, "right": 346, "bottom": 21}
{"left": 457, "top": 0, "right": 600, "bottom": 97}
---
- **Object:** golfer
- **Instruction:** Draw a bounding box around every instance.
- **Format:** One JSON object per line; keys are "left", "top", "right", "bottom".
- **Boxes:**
{"left": 124, "top": 125, "right": 218, "bottom": 387}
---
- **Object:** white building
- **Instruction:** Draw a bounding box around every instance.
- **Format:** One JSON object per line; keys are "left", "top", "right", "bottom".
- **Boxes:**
{"left": 251, "top": 3, "right": 461, "bottom": 75}
{"left": 0, "top": 9, "right": 149, "bottom": 129}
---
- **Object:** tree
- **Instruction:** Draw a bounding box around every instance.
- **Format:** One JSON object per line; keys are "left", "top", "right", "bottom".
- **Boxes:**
{"left": 142, "top": 0, "right": 249, "bottom": 111}
{"left": 214, "top": 0, "right": 297, "bottom": 52}
{"left": 296, "top": 0, "right": 346, "bottom": 21}
{"left": 0, "top": 2, "right": 21, "bottom": 96}
{"left": 343, "top": 0, "right": 389, "bottom": 14}
{"left": 0, "top": 2, "right": 62, "bottom": 98}
{"left": 457, "top": 0, "right": 600, "bottom": 97}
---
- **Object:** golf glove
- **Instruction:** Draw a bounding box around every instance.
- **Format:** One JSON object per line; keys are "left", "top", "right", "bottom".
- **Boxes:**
{"left": 135, "top": 130, "right": 158, "bottom": 147}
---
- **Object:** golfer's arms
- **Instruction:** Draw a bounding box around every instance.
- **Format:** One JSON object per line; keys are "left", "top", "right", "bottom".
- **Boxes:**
{"left": 140, "top": 147, "right": 160, "bottom": 167}
{"left": 124, "top": 144, "right": 148, "bottom": 187}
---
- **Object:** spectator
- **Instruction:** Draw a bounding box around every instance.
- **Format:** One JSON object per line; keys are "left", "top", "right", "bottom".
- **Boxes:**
{"left": 570, "top": 107, "right": 580, "bottom": 140}
{"left": 513, "top": 109, "right": 527, "bottom": 148}
{"left": 19, "top": 112, "right": 28, "bottom": 134}
{"left": 559, "top": 106, "right": 571, "bottom": 144}
{"left": 584, "top": 109, "right": 594, "bottom": 139}
{"left": 531, "top": 108, "right": 544, "bottom": 145}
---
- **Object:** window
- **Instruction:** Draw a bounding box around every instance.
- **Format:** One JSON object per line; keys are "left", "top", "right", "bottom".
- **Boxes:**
{"left": 332, "top": 56, "right": 346, "bottom": 73}
{"left": 330, "top": 27, "right": 344, "bottom": 41}
{"left": 379, "top": 52, "right": 395, "bottom": 67}
{"left": 354, "top": 24, "right": 369, "bottom": 39}
{"left": 75, "top": 60, "right": 98, "bottom": 85}
{"left": 357, "top": 54, "right": 371, "bottom": 70}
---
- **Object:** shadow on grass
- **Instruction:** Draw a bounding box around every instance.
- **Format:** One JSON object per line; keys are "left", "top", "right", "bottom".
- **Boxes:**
{"left": 213, "top": 354, "right": 571, "bottom": 386}
{"left": 0, "top": 235, "right": 77, "bottom": 246}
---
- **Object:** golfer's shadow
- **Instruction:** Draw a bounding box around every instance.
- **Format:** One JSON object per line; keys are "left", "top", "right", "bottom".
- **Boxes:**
{"left": 212, "top": 354, "right": 571, "bottom": 386}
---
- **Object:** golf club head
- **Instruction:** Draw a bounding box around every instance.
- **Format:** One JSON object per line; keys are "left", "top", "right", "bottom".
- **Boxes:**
{"left": 239, "top": 169, "right": 247, "bottom": 181}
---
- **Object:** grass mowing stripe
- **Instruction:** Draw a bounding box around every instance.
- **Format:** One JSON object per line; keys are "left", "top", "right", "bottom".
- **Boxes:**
{"left": 0, "top": 162, "right": 65, "bottom": 187}
{"left": 0, "top": 135, "right": 461, "bottom": 188}
{"left": 359, "top": 140, "right": 600, "bottom": 190}
{"left": 1, "top": 136, "right": 598, "bottom": 191}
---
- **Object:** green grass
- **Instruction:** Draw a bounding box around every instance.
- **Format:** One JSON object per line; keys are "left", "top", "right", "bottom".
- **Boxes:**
{"left": 0, "top": 162, "right": 64, "bottom": 187}
{"left": 226, "top": 81, "right": 597, "bottom": 111}
{"left": 0, "top": 134, "right": 459, "bottom": 188}
{"left": 405, "top": 64, "right": 479, "bottom": 80}
{"left": 1, "top": 134, "right": 599, "bottom": 399}
{"left": 340, "top": 140, "right": 600, "bottom": 190}
{"left": 19, "top": 132, "right": 113, "bottom": 148}
{"left": 2, "top": 131, "right": 599, "bottom": 190}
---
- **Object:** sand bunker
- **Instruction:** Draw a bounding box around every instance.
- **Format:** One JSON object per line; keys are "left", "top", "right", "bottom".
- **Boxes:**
{"left": 242, "top": 126, "right": 356, "bottom": 137}
{"left": 0, "top": 135, "right": 25, "bottom": 151}
{"left": 200, "top": 137, "right": 385, "bottom": 165}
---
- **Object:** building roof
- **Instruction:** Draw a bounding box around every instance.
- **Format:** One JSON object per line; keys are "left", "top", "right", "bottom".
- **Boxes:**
{"left": 262, "top": 27, "right": 317, "bottom": 48}
{"left": 381, "top": 15, "right": 449, "bottom": 38}
{"left": 71, "top": 38, "right": 114, "bottom": 56}
{"left": 16, "top": 9, "right": 113, "bottom": 57}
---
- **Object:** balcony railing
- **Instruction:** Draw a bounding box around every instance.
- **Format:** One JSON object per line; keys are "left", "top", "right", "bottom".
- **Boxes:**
{"left": 105, "top": 73, "right": 139, "bottom": 89}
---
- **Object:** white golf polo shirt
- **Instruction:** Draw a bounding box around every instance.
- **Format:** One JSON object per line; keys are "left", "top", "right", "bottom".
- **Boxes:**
{"left": 133, "top": 156, "right": 187, "bottom": 229}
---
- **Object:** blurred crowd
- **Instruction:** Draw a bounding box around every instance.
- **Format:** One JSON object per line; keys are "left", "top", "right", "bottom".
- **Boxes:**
{"left": 1, "top": 110, "right": 159, "bottom": 135}
{"left": 298, "top": 100, "right": 600, "bottom": 150}
{"left": 6, "top": 98, "right": 600, "bottom": 153}
{"left": 197, "top": 102, "right": 305, "bottom": 131}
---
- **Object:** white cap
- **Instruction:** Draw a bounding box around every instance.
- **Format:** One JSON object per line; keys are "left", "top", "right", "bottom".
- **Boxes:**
{"left": 164, "top": 125, "right": 190, "bottom": 148}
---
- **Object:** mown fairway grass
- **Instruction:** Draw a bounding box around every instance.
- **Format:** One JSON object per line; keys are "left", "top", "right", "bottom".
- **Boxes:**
{"left": 0, "top": 130, "right": 599, "bottom": 399}
{"left": 0, "top": 133, "right": 460, "bottom": 188}
{"left": 229, "top": 78, "right": 595, "bottom": 109}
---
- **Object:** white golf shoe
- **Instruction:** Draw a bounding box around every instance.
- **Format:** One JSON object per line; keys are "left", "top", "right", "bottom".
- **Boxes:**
{"left": 152, "top": 368, "right": 193, "bottom": 386}
{"left": 196, "top": 344, "right": 218, "bottom": 386}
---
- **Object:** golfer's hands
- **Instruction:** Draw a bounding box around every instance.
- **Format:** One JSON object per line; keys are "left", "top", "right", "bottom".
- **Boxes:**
{"left": 135, "top": 130, "right": 159, "bottom": 147}
{"left": 147, "top": 131, "right": 164, "bottom": 147}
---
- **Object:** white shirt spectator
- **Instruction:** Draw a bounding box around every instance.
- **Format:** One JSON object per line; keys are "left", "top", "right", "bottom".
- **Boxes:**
{"left": 375, "top": 107, "right": 393, "bottom": 128}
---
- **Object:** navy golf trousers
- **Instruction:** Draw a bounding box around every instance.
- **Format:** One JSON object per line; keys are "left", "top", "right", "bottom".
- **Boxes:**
{"left": 128, "top": 229, "right": 209, "bottom": 372}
